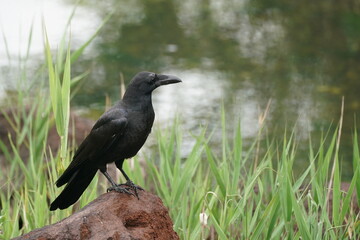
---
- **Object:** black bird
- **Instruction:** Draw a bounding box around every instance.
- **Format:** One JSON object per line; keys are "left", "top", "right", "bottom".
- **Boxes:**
{"left": 50, "top": 71, "right": 181, "bottom": 211}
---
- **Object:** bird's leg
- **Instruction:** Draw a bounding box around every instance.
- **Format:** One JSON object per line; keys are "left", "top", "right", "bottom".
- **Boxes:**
{"left": 115, "top": 159, "right": 144, "bottom": 199}
{"left": 99, "top": 167, "right": 135, "bottom": 197}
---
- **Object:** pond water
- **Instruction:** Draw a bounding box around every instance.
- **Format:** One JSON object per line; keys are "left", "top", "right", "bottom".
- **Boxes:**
{"left": 1, "top": 0, "right": 360, "bottom": 179}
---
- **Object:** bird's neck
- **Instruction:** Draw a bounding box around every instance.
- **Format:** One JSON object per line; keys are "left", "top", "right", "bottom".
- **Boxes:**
{"left": 122, "top": 93, "right": 154, "bottom": 112}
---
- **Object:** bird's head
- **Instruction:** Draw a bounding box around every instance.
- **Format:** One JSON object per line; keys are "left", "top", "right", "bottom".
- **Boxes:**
{"left": 124, "top": 71, "right": 182, "bottom": 97}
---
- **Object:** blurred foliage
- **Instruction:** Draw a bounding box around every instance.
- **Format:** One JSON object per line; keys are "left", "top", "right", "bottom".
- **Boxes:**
{"left": 62, "top": 0, "right": 360, "bottom": 175}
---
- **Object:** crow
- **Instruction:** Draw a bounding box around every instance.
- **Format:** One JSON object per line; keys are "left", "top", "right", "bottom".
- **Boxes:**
{"left": 50, "top": 71, "right": 181, "bottom": 210}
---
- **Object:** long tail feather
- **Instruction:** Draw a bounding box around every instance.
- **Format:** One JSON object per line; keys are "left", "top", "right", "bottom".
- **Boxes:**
{"left": 50, "top": 167, "right": 98, "bottom": 211}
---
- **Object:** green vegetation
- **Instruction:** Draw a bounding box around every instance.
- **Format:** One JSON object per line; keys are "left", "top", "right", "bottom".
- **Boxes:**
{"left": 0, "top": 17, "right": 359, "bottom": 240}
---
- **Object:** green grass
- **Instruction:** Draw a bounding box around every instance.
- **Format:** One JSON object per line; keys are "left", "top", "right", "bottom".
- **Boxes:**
{"left": 0, "top": 16, "right": 359, "bottom": 240}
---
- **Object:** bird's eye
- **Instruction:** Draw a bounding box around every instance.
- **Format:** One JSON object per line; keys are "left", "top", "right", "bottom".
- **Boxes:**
{"left": 148, "top": 73, "right": 157, "bottom": 84}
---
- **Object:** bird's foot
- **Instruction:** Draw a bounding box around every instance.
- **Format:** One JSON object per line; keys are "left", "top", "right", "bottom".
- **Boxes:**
{"left": 107, "top": 185, "right": 136, "bottom": 197}
{"left": 119, "top": 180, "right": 144, "bottom": 200}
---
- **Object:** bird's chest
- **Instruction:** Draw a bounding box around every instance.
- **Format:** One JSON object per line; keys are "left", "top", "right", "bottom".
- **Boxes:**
{"left": 118, "top": 110, "right": 154, "bottom": 158}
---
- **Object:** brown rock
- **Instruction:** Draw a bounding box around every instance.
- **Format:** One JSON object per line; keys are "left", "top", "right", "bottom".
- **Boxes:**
{"left": 13, "top": 191, "right": 179, "bottom": 240}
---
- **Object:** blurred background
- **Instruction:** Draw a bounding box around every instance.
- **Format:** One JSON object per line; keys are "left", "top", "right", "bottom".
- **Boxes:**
{"left": 1, "top": 0, "right": 359, "bottom": 179}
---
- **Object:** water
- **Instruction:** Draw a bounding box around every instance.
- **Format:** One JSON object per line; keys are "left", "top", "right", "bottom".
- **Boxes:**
{"left": 1, "top": 0, "right": 359, "bottom": 178}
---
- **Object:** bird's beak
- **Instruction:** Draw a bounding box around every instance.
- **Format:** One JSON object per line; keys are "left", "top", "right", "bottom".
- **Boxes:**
{"left": 155, "top": 74, "right": 182, "bottom": 87}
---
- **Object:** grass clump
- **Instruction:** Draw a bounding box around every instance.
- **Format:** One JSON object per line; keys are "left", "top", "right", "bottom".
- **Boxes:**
{"left": 142, "top": 114, "right": 359, "bottom": 240}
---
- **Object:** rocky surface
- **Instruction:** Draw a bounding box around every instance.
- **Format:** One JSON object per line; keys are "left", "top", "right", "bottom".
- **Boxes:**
{"left": 13, "top": 191, "right": 179, "bottom": 240}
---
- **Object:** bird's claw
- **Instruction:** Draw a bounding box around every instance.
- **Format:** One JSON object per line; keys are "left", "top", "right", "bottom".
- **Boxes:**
{"left": 120, "top": 180, "right": 144, "bottom": 200}
{"left": 107, "top": 185, "right": 136, "bottom": 197}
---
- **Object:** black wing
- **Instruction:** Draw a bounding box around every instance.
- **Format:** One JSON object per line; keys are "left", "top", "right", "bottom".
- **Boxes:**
{"left": 55, "top": 110, "right": 128, "bottom": 187}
